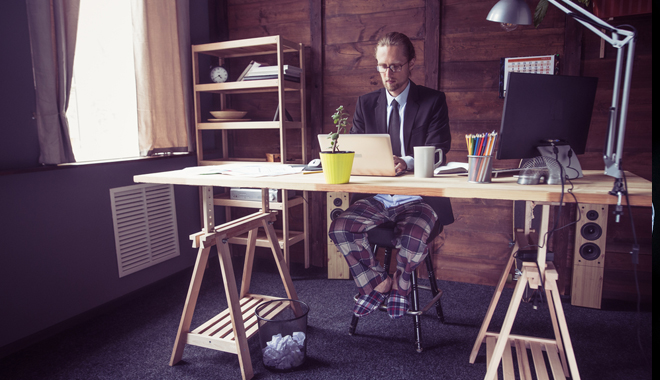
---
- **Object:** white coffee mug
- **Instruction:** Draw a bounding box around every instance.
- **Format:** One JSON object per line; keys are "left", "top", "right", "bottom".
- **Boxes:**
{"left": 414, "top": 146, "right": 443, "bottom": 178}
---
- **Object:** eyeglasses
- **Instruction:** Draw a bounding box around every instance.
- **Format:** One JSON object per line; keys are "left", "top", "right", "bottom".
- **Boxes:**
{"left": 376, "top": 61, "right": 408, "bottom": 73}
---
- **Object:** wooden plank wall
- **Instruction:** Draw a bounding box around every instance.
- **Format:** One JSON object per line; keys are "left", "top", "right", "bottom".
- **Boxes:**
{"left": 212, "top": 0, "right": 652, "bottom": 303}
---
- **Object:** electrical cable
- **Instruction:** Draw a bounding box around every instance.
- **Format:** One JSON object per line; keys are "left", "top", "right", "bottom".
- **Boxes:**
{"left": 564, "top": 148, "right": 580, "bottom": 179}
{"left": 513, "top": 150, "right": 584, "bottom": 306}
{"left": 620, "top": 170, "right": 650, "bottom": 374}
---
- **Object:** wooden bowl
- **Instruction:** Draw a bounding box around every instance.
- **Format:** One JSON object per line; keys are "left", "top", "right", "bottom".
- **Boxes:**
{"left": 210, "top": 110, "right": 247, "bottom": 119}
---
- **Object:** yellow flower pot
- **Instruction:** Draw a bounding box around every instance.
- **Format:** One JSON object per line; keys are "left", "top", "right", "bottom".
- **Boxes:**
{"left": 319, "top": 151, "right": 355, "bottom": 184}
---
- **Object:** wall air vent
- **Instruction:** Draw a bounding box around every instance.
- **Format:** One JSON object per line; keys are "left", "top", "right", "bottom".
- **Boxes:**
{"left": 110, "top": 183, "right": 180, "bottom": 277}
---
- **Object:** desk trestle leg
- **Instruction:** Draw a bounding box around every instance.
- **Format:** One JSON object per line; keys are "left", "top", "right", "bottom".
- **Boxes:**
{"left": 169, "top": 243, "right": 212, "bottom": 367}
{"left": 470, "top": 202, "right": 581, "bottom": 380}
{"left": 475, "top": 262, "right": 579, "bottom": 380}
{"left": 169, "top": 211, "right": 299, "bottom": 380}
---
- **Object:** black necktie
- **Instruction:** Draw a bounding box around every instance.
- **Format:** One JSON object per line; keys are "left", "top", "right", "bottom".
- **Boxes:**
{"left": 389, "top": 100, "right": 401, "bottom": 156}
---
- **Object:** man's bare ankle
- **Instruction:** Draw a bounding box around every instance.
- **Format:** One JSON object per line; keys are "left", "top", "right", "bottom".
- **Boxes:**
{"left": 374, "top": 277, "right": 392, "bottom": 293}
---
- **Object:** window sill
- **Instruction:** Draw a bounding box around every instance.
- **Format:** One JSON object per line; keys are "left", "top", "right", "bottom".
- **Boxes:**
{"left": 1, "top": 152, "right": 194, "bottom": 176}
{"left": 59, "top": 152, "right": 193, "bottom": 167}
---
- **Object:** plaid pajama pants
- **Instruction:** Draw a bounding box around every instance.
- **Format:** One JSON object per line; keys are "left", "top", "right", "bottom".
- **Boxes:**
{"left": 328, "top": 197, "right": 438, "bottom": 298}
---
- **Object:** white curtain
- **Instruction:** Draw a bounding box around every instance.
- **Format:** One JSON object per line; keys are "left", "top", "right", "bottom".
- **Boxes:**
{"left": 131, "top": 0, "right": 194, "bottom": 156}
{"left": 26, "top": 0, "right": 193, "bottom": 163}
{"left": 26, "top": 0, "right": 80, "bottom": 165}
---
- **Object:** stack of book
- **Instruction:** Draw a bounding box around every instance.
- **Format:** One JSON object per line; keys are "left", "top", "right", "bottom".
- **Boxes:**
{"left": 238, "top": 61, "right": 301, "bottom": 82}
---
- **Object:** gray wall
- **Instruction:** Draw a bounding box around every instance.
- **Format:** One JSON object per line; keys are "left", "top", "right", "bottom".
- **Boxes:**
{"left": 0, "top": 0, "right": 212, "bottom": 356}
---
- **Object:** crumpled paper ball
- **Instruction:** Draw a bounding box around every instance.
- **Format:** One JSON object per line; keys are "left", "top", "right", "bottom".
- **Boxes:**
{"left": 262, "top": 332, "right": 306, "bottom": 370}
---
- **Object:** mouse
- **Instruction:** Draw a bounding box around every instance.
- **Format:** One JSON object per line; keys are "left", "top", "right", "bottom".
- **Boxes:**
{"left": 304, "top": 158, "right": 322, "bottom": 171}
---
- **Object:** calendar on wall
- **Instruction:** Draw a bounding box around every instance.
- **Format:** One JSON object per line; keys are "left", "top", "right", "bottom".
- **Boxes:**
{"left": 499, "top": 54, "right": 559, "bottom": 98}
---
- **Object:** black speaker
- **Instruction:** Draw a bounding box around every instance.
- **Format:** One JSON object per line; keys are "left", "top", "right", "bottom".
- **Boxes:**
{"left": 329, "top": 195, "right": 347, "bottom": 221}
{"left": 571, "top": 204, "right": 608, "bottom": 309}
{"left": 578, "top": 242, "right": 601, "bottom": 261}
{"left": 327, "top": 192, "right": 350, "bottom": 279}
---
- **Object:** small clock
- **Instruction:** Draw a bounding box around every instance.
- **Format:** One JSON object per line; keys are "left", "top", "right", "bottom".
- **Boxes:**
{"left": 210, "top": 66, "right": 228, "bottom": 83}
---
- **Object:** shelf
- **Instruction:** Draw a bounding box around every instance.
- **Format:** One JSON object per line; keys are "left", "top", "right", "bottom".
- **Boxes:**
{"left": 186, "top": 294, "right": 287, "bottom": 353}
{"left": 213, "top": 192, "right": 305, "bottom": 210}
{"left": 484, "top": 335, "right": 565, "bottom": 380}
{"left": 228, "top": 228, "right": 305, "bottom": 250}
{"left": 197, "top": 121, "right": 303, "bottom": 130}
{"left": 192, "top": 35, "right": 301, "bottom": 58}
{"left": 195, "top": 79, "right": 300, "bottom": 94}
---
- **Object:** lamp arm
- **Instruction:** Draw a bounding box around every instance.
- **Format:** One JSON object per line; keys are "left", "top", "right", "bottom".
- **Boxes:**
{"left": 548, "top": 0, "right": 636, "bottom": 189}
{"left": 605, "top": 37, "right": 635, "bottom": 181}
{"left": 547, "top": 0, "right": 634, "bottom": 46}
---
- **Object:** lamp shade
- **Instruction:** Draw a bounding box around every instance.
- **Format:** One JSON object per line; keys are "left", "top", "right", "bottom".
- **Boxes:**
{"left": 487, "top": 0, "right": 532, "bottom": 25}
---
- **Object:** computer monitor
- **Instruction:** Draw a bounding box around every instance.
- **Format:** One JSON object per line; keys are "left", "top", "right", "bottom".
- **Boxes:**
{"left": 496, "top": 72, "right": 598, "bottom": 179}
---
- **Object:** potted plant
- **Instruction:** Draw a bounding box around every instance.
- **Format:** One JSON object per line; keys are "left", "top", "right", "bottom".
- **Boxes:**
{"left": 319, "top": 106, "right": 355, "bottom": 184}
{"left": 533, "top": 0, "right": 589, "bottom": 27}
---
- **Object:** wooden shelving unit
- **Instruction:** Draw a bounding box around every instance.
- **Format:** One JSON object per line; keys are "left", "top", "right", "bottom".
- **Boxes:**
{"left": 191, "top": 35, "right": 307, "bottom": 165}
{"left": 191, "top": 35, "right": 309, "bottom": 266}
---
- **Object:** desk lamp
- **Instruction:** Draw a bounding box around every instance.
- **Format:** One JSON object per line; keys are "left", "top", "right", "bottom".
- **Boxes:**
{"left": 487, "top": 0, "right": 637, "bottom": 222}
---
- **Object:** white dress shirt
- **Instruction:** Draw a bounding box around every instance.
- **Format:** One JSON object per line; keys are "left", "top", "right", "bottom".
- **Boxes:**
{"left": 374, "top": 81, "right": 422, "bottom": 208}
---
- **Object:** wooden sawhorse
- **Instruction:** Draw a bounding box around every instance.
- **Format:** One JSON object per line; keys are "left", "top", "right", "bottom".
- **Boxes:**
{"left": 470, "top": 202, "right": 581, "bottom": 380}
{"left": 169, "top": 187, "right": 299, "bottom": 380}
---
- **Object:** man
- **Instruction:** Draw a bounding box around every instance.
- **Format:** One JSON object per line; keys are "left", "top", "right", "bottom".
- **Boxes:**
{"left": 329, "top": 32, "right": 453, "bottom": 320}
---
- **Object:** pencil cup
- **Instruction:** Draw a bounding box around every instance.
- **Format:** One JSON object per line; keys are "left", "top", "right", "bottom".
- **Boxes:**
{"left": 467, "top": 155, "right": 493, "bottom": 183}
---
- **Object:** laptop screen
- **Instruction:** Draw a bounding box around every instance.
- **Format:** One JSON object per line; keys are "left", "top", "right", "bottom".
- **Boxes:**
{"left": 317, "top": 134, "right": 398, "bottom": 176}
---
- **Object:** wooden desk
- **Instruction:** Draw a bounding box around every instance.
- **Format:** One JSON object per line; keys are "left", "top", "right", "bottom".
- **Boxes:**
{"left": 134, "top": 168, "right": 651, "bottom": 380}
{"left": 135, "top": 169, "right": 651, "bottom": 206}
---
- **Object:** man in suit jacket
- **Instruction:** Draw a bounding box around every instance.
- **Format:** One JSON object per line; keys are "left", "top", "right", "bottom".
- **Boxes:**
{"left": 329, "top": 32, "right": 454, "bottom": 320}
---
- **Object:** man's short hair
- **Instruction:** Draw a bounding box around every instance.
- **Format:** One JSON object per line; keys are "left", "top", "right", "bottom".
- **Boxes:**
{"left": 375, "top": 32, "right": 416, "bottom": 61}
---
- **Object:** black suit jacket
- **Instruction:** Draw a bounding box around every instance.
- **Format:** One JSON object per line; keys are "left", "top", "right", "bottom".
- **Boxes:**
{"left": 350, "top": 80, "right": 455, "bottom": 226}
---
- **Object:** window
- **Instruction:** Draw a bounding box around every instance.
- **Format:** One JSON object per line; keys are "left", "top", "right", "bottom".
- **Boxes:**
{"left": 28, "top": 0, "right": 190, "bottom": 164}
{"left": 66, "top": 0, "right": 139, "bottom": 162}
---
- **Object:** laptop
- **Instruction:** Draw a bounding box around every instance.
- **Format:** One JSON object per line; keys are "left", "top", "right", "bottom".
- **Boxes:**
{"left": 317, "top": 134, "right": 403, "bottom": 176}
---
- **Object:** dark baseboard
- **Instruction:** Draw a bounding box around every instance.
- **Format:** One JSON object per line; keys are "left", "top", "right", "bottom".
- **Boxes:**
{"left": 0, "top": 268, "right": 192, "bottom": 359}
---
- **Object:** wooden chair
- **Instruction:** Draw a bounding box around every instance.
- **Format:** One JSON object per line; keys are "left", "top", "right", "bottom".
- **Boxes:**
{"left": 348, "top": 221, "right": 445, "bottom": 352}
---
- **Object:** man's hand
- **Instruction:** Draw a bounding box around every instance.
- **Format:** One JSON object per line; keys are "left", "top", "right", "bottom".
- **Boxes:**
{"left": 393, "top": 155, "right": 407, "bottom": 174}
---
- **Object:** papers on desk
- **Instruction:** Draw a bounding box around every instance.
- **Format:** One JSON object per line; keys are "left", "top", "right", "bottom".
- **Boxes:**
{"left": 184, "top": 164, "right": 303, "bottom": 177}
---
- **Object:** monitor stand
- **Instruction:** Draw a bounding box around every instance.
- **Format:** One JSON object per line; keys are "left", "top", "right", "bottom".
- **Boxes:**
{"left": 536, "top": 145, "right": 584, "bottom": 180}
